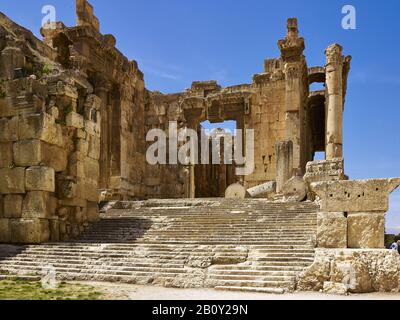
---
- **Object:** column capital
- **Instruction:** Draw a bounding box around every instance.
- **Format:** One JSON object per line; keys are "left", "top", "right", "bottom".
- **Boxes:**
{"left": 325, "top": 44, "right": 344, "bottom": 70}
{"left": 278, "top": 18, "right": 305, "bottom": 61}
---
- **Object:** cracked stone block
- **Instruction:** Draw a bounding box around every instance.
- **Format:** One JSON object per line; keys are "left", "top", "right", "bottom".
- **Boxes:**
{"left": 22, "top": 191, "right": 57, "bottom": 218}
{"left": 26, "top": 166, "right": 55, "bottom": 192}
{"left": 317, "top": 212, "right": 347, "bottom": 248}
{"left": 10, "top": 218, "right": 50, "bottom": 243}
{"left": 348, "top": 212, "right": 385, "bottom": 249}
{"left": 3, "top": 194, "right": 23, "bottom": 219}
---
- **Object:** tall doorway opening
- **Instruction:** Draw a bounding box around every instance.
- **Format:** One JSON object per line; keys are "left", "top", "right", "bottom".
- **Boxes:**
{"left": 194, "top": 120, "right": 238, "bottom": 198}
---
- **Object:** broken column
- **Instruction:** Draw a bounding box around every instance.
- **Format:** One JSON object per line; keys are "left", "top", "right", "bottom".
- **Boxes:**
{"left": 325, "top": 44, "right": 344, "bottom": 160}
{"left": 275, "top": 140, "right": 293, "bottom": 194}
{"left": 279, "top": 18, "right": 308, "bottom": 173}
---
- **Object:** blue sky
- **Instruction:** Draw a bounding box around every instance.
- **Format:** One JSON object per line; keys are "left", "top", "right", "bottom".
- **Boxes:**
{"left": 1, "top": 0, "right": 399, "bottom": 232}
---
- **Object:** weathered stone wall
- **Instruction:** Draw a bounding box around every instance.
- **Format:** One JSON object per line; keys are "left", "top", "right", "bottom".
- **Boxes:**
{"left": 41, "top": 0, "right": 147, "bottom": 201}
{"left": 297, "top": 249, "right": 400, "bottom": 294}
{"left": 0, "top": 13, "right": 102, "bottom": 242}
{"left": 0, "top": 0, "right": 147, "bottom": 243}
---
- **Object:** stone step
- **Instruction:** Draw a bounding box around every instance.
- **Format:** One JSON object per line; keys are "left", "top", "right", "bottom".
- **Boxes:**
{"left": 209, "top": 265, "right": 306, "bottom": 272}
{"left": 76, "top": 240, "right": 314, "bottom": 246}
{"left": 0, "top": 199, "right": 318, "bottom": 294}
{"left": 208, "top": 269, "right": 298, "bottom": 276}
{"left": 0, "top": 264, "right": 183, "bottom": 278}
{"left": 208, "top": 274, "right": 295, "bottom": 282}
{"left": 0, "top": 268, "right": 174, "bottom": 284}
{"left": 0, "top": 274, "right": 41, "bottom": 281}
{"left": 210, "top": 279, "right": 294, "bottom": 289}
{"left": 214, "top": 286, "right": 285, "bottom": 294}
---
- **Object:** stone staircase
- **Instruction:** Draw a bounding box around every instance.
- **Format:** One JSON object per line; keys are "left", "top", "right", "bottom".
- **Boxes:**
{"left": 0, "top": 199, "right": 318, "bottom": 294}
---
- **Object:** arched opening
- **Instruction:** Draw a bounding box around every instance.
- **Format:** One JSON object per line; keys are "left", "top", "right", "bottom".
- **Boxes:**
{"left": 385, "top": 188, "right": 400, "bottom": 248}
{"left": 194, "top": 120, "right": 238, "bottom": 198}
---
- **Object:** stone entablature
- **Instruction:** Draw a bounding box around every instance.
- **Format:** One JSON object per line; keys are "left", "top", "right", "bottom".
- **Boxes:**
{"left": 304, "top": 158, "right": 346, "bottom": 184}
{"left": 311, "top": 178, "right": 400, "bottom": 249}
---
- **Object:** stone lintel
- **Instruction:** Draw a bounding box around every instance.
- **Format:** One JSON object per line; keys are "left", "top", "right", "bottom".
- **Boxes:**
{"left": 311, "top": 178, "right": 400, "bottom": 213}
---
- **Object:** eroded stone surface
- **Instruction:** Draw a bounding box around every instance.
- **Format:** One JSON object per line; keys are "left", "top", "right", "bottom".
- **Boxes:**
{"left": 347, "top": 213, "right": 385, "bottom": 249}
{"left": 282, "top": 176, "right": 308, "bottom": 202}
{"left": 310, "top": 178, "right": 400, "bottom": 213}
{"left": 317, "top": 212, "right": 347, "bottom": 248}
{"left": 297, "top": 249, "right": 400, "bottom": 293}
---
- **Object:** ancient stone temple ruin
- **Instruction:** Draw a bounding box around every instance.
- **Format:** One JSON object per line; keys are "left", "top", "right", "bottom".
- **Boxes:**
{"left": 0, "top": 0, "right": 399, "bottom": 295}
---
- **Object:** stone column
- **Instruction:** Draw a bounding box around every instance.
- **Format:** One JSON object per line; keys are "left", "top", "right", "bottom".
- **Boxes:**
{"left": 276, "top": 140, "right": 293, "bottom": 194}
{"left": 325, "top": 44, "right": 344, "bottom": 160}
{"left": 278, "top": 18, "right": 308, "bottom": 174}
{"left": 94, "top": 77, "right": 112, "bottom": 190}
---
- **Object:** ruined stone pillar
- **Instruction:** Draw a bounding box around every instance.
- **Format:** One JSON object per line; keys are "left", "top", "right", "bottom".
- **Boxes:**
{"left": 279, "top": 18, "right": 308, "bottom": 174}
{"left": 325, "top": 44, "right": 344, "bottom": 160}
{"left": 276, "top": 141, "right": 293, "bottom": 194}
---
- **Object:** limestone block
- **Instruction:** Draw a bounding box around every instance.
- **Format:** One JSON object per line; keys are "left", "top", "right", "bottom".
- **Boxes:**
{"left": 10, "top": 219, "right": 50, "bottom": 243}
{"left": 83, "top": 157, "right": 99, "bottom": 181}
{"left": 13, "top": 140, "right": 67, "bottom": 171}
{"left": 41, "top": 142, "right": 68, "bottom": 172}
{"left": 317, "top": 212, "right": 347, "bottom": 248}
{"left": 22, "top": 191, "right": 57, "bottom": 218}
{"left": 76, "top": 139, "right": 89, "bottom": 156}
{"left": 66, "top": 111, "right": 84, "bottom": 129}
{"left": 70, "top": 153, "right": 99, "bottom": 181}
{"left": 323, "top": 282, "right": 348, "bottom": 295}
{"left": 13, "top": 140, "right": 41, "bottom": 167}
{"left": 19, "top": 113, "right": 64, "bottom": 147}
{"left": 0, "top": 117, "right": 18, "bottom": 142}
{"left": 167, "top": 268, "right": 206, "bottom": 289}
{"left": 282, "top": 176, "right": 307, "bottom": 202}
{"left": 0, "top": 142, "right": 13, "bottom": 168}
{"left": 0, "top": 167, "right": 25, "bottom": 194}
{"left": 348, "top": 213, "right": 385, "bottom": 249}
{"left": 87, "top": 201, "right": 99, "bottom": 223}
{"left": 297, "top": 249, "right": 400, "bottom": 294}
{"left": 0, "top": 47, "right": 25, "bottom": 80}
{"left": 225, "top": 183, "right": 248, "bottom": 199}
{"left": 0, "top": 218, "right": 10, "bottom": 242}
{"left": 3, "top": 194, "right": 23, "bottom": 219}
{"left": 26, "top": 166, "right": 55, "bottom": 192}
{"left": 310, "top": 178, "right": 400, "bottom": 213}
{"left": 76, "top": 178, "right": 98, "bottom": 202}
